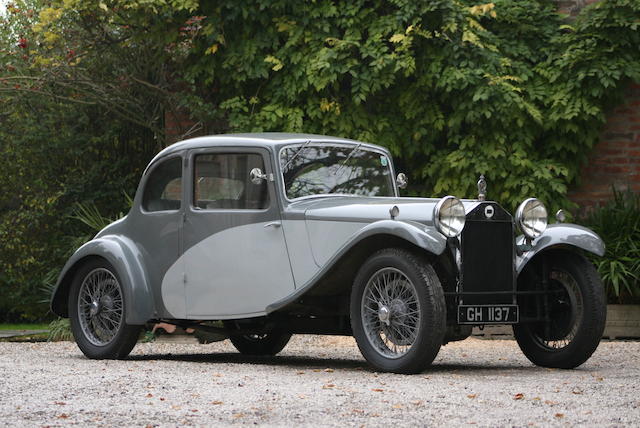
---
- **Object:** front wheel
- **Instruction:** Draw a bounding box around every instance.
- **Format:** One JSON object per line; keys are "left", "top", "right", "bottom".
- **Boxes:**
{"left": 69, "top": 259, "right": 142, "bottom": 359}
{"left": 350, "top": 248, "right": 446, "bottom": 374}
{"left": 513, "top": 251, "right": 606, "bottom": 369}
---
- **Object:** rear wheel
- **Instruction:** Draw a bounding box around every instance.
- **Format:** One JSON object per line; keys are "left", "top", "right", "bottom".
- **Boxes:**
{"left": 228, "top": 331, "right": 292, "bottom": 356}
{"left": 69, "top": 259, "right": 142, "bottom": 359}
{"left": 350, "top": 248, "right": 446, "bottom": 374}
{"left": 513, "top": 251, "right": 606, "bottom": 368}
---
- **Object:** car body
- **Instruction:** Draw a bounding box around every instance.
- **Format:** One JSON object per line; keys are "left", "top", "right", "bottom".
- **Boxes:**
{"left": 51, "top": 133, "right": 607, "bottom": 373}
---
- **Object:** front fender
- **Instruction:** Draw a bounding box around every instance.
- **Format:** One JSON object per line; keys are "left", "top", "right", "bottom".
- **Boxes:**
{"left": 356, "top": 220, "right": 447, "bottom": 255}
{"left": 267, "top": 219, "right": 446, "bottom": 312}
{"left": 50, "top": 235, "right": 154, "bottom": 325}
{"left": 516, "top": 224, "right": 605, "bottom": 274}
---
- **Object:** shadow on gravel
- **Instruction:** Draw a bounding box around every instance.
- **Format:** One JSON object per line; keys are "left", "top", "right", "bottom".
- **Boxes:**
{"left": 127, "top": 352, "right": 368, "bottom": 371}
{"left": 123, "top": 352, "right": 543, "bottom": 374}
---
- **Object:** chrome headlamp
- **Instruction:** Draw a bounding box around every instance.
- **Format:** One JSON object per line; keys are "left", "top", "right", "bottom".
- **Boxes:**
{"left": 515, "top": 198, "right": 547, "bottom": 239}
{"left": 433, "top": 196, "right": 466, "bottom": 238}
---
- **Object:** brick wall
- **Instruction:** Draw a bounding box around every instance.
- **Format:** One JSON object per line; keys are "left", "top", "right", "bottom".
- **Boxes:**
{"left": 556, "top": 0, "right": 640, "bottom": 209}
{"left": 568, "top": 82, "right": 640, "bottom": 209}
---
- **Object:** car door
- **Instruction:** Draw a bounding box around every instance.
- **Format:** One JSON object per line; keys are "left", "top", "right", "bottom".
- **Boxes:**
{"left": 182, "top": 147, "right": 295, "bottom": 318}
{"left": 131, "top": 154, "right": 186, "bottom": 319}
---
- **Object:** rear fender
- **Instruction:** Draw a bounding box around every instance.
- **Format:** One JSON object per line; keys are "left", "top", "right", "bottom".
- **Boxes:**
{"left": 516, "top": 224, "right": 605, "bottom": 275}
{"left": 50, "top": 236, "right": 154, "bottom": 325}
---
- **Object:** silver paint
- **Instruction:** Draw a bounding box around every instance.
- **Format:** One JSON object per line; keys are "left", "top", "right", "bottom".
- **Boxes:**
{"left": 516, "top": 224, "right": 606, "bottom": 274}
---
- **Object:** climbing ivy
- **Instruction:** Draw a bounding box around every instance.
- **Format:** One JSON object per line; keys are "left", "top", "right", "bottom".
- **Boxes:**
{"left": 12, "top": 0, "right": 640, "bottom": 212}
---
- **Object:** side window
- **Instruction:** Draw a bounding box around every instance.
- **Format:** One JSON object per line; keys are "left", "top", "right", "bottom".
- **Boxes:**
{"left": 142, "top": 157, "right": 182, "bottom": 212}
{"left": 194, "top": 153, "right": 269, "bottom": 210}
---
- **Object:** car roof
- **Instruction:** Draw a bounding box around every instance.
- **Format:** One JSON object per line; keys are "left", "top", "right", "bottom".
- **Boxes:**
{"left": 145, "top": 133, "right": 387, "bottom": 173}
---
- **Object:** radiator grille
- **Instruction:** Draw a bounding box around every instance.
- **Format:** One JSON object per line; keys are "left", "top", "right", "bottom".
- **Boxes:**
{"left": 460, "top": 203, "right": 515, "bottom": 305}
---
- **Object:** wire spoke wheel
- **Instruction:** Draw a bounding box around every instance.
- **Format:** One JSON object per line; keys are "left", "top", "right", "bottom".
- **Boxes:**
{"left": 77, "top": 268, "right": 123, "bottom": 346}
{"left": 351, "top": 249, "right": 445, "bottom": 373}
{"left": 513, "top": 251, "right": 606, "bottom": 369}
{"left": 361, "top": 267, "right": 421, "bottom": 359}
{"left": 534, "top": 270, "right": 583, "bottom": 350}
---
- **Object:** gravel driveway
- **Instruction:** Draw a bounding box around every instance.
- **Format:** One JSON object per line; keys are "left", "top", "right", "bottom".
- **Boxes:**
{"left": 1, "top": 336, "right": 639, "bottom": 427}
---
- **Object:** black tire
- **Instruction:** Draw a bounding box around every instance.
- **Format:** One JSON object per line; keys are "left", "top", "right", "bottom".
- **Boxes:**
{"left": 229, "top": 331, "right": 292, "bottom": 356}
{"left": 350, "top": 248, "right": 446, "bottom": 374}
{"left": 69, "top": 258, "right": 142, "bottom": 359}
{"left": 513, "top": 251, "right": 606, "bottom": 369}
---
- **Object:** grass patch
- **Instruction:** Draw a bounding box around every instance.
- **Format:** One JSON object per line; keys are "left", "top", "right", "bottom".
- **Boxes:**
{"left": 0, "top": 323, "right": 50, "bottom": 331}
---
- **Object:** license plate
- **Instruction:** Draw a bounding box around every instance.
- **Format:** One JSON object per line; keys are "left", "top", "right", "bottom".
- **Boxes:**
{"left": 458, "top": 305, "right": 519, "bottom": 324}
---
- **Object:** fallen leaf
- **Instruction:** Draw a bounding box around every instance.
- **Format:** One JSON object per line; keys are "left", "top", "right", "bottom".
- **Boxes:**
{"left": 57, "top": 414, "right": 69, "bottom": 419}
{"left": 159, "top": 398, "right": 165, "bottom": 401}
{"left": 572, "top": 388, "right": 583, "bottom": 395}
{"left": 54, "top": 401, "right": 66, "bottom": 406}
{"left": 533, "top": 397, "right": 541, "bottom": 401}
{"left": 211, "top": 401, "right": 223, "bottom": 405}
{"left": 467, "top": 394, "right": 477, "bottom": 399}
{"left": 411, "top": 400, "right": 423, "bottom": 406}
{"left": 514, "top": 393, "right": 524, "bottom": 400}
{"left": 323, "top": 384, "right": 335, "bottom": 389}
{"left": 171, "top": 405, "right": 181, "bottom": 410}
{"left": 233, "top": 413, "right": 245, "bottom": 418}
{"left": 544, "top": 400, "right": 557, "bottom": 406}
{"left": 596, "top": 377, "right": 604, "bottom": 381}
{"left": 190, "top": 409, "right": 198, "bottom": 413}
{"left": 372, "top": 388, "right": 384, "bottom": 392}
{"left": 212, "top": 373, "right": 223, "bottom": 378}
{"left": 352, "top": 409, "right": 364, "bottom": 414}
{"left": 296, "top": 371, "right": 305, "bottom": 375}
{"left": 324, "top": 368, "right": 334, "bottom": 373}
{"left": 555, "top": 413, "right": 565, "bottom": 419}
{"left": 298, "top": 394, "right": 306, "bottom": 399}
{"left": 146, "top": 393, "right": 153, "bottom": 398}
{"left": 393, "top": 404, "right": 403, "bottom": 409}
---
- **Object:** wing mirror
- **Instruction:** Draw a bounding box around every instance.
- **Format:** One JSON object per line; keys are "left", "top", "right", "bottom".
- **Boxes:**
{"left": 396, "top": 173, "right": 408, "bottom": 190}
{"left": 250, "top": 167, "right": 267, "bottom": 184}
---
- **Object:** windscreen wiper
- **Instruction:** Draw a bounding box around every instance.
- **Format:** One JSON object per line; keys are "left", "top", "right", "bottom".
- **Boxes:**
{"left": 333, "top": 143, "right": 362, "bottom": 176}
{"left": 281, "top": 140, "right": 311, "bottom": 172}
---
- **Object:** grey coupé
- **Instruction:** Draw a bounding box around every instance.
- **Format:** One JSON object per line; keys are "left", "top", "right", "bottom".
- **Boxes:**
{"left": 51, "top": 133, "right": 607, "bottom": 373}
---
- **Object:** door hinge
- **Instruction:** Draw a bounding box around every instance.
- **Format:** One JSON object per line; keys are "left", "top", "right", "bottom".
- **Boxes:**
{"left": 182, "top": 273, "right": 187, "bottom": 284}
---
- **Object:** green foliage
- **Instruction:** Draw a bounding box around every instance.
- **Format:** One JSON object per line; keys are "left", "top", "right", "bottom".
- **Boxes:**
{"left": 582, "top": 190, "right": 640, "bottom": 304}
{"left": 0, "top": 1, "right": 155, "bottom": 321}
{"left": 48, "top": 318, "right": 73, "bottom": 342}
{"left": 1, "top": 0, "right": 640, "bottom": 320}
{"left": 171, "top": 0, "right": 639, "bottom": 213}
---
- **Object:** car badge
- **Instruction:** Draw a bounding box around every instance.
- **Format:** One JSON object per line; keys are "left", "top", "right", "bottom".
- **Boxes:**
{"left": 477, "top": 175, "right": 487, "bottom": 201}
{"left": 484, "top": 205, "right": 494, "bottom": 219}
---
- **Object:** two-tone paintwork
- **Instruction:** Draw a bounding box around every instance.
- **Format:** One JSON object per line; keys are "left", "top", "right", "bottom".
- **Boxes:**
{"left": 51, "top": 133, "right": 605, "bottom": 325}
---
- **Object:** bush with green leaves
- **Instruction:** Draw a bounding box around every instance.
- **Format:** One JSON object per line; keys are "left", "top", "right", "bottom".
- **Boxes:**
{"left": 582, "top": 190, "right": 640, "bottom": 304}
{"left": 2, "top": 0, "right": 640, "bottom": 321}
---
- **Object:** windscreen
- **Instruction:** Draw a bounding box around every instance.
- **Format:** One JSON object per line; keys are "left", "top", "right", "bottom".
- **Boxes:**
{"left": 280, "top": 143, "right": 395, "bottom": 200}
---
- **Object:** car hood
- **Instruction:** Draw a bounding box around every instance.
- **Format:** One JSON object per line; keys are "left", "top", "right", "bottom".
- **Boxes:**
{"left": 292, "top": 196, "right": 482, "bottom": 225}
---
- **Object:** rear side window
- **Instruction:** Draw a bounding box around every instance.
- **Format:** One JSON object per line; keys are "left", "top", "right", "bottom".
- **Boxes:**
{"left": 142, "top": 157, "right": 182, "bottom": 212}
{"left": 194, "top": 153, "right": 269, "bottom": 210}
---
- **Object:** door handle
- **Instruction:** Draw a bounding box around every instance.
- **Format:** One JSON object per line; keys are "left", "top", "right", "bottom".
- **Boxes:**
{"left": 264, "top": 221, "right": 282, "bottom": 228}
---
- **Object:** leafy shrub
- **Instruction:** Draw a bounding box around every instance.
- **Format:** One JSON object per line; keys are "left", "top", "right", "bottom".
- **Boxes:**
{"left": 48, "top": 318, "right": 73, "bottom": 342}
{"left": 582, "top": 189, "right": 640, "bottom": 304}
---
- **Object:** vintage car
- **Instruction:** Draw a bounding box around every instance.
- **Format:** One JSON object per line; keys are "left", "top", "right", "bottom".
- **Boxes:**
{"left": 51, "top": 133, "right": 607, "bottom": 373}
